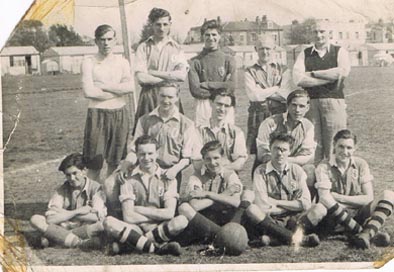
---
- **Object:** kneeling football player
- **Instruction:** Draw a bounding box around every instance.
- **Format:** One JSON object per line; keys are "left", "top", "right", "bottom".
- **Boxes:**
{"left": 103, "top": 135, "right": 188, "bottom": 256}
{"left": 177, "top": 140, "right": 243, "bottom": 245}
{"left": 30, "top": 153, "right": 107, "bottom": 248}
{"left": 298, "top": 129, "right": 394, "bottom": 249}
{"left": 236, "top": 133, "right": 320, "bottom": 247}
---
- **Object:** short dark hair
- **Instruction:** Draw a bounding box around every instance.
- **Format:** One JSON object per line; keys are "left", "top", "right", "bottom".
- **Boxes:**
{"left": 333, "top": 129, "right": 357, "bottom": 145}
{"left": 210, "top": 89, "right": 236, "bottom": 107}
{"left": 269, "top": 132, "right": 295, "bottom": 148}
{"left": 286, "top": 89, "right": 310, "bottom": 105}
{"left": 58, "top": 153, "right": 86, "bottom": 173}
{"left": 95, "top": 24, "right": 116, "bottom": 39}
{"left": 201, "top": 140, "right": 224, "bottom": 158}
{"left": 135, "top": 135, "right": 159, "bottom": 152}
{"left": 158, "top": 81, "right": 180, "bottom": 95}
{"left": 200, "top": 19, "right": 222, "bottom": 36}
{"left": 148, "top": 8, "right": 171, "bottom": 23}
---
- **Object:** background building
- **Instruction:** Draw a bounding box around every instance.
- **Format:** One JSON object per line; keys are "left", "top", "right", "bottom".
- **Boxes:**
{"left": 0, "top": 46, "right": 41, "bottom": 76}
{"left": 184, "top": 16, "right": 283, "bottom": 46}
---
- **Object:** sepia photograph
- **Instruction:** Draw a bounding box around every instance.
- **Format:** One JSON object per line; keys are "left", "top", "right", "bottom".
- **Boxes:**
{"left": 1, "top": 0, "right": 394, "bottom": 271}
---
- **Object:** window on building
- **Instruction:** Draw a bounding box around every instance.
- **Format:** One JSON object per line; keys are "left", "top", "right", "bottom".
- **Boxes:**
{"left": 240, "top": 35, "right": 244, "bottom": 42}
{"left": 251, "top": 33, "right": 257, "bottom": 41}
{"left": 373, "top": 32, "right": 376, "bottom": 40}
{"left": 346, "top": 32, "right": 350, "bottom": 39}
{"left": 10, "top": 56, "right": 14, "bottom": 67}
{"left": 339, "top": 32, "right": 343, "bottom": 39}
{"left": 355, "top": 32, "right": 359, "bottom": 39}
{"left": 329, "top": 31, "right": 333, "bottom": 39}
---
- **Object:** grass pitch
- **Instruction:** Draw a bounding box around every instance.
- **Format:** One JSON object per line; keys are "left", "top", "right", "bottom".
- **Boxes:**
{"left": 2, "top": 66, "right": 394, "bottom": 266}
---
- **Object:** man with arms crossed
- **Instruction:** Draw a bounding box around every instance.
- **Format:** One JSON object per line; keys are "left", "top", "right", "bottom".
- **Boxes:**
{"left": 299, "top": 129, "right": 394, "bottom": 249}
{"left": 30, "top": 153, "right": 106, "bottom": 248}
{"left": 104, "top": 135, "right": 188, "bottom": 256}
{"left": 245, "top": 35, "right": 290, "bottom": 155}
{"left": 82, "top": 24, "right": 133, "bottom": 181}
{"left": 293, "top": 21, "right": 351, "bottom": 164}
{"left": 235, "top": 133, "right": 319, "bottom": 247}
{"left": 134, "top": 7, "right": 188, "bottom": 125}
{"left": 188, "top": 19, "right": 236, "bottom": 126}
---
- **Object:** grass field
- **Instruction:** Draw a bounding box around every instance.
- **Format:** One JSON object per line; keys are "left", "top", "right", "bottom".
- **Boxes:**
{"left": 2, "top": 66, "right": 394, "bottom": 266}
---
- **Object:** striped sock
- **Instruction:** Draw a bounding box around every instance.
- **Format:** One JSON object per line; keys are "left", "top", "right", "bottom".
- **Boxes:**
{"left": 328, "top": 203, "right": 363, "bottom": 234}
{"left": 118, "top": 226, "right": 155, "bottom": 253}
{"left": 362, "top": 200, "right": 393, "bottom": 239}
{"left": 146, "top": 222, "right": 175, "bottom": 244}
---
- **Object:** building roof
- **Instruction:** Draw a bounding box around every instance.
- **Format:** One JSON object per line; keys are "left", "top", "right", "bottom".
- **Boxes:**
{"left": 43, "top": 45, "right": 125, "bottom": 56}
{"left": 223, "top": 20, "right": 281, "bottom": 32}
{"left": 229, "top": 45, "right": 285, "bottom": 52}
{"left": 0, "top": 46, "right": 39, "bottom": 56}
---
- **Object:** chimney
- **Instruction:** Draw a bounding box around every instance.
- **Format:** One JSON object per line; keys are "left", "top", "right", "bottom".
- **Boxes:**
{"left": 204, "top": 18, "right": 207, "bottom": 23}
{"left": 217, "top": 16, "right": 221, "bottom": 25}
{"left": 256, "top": 16, "right": 260, "bottom": 23}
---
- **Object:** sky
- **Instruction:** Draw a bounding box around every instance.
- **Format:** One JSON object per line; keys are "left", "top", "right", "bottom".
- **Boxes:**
{"left": 2, "top": 0, "right": 394, "bottom": 48}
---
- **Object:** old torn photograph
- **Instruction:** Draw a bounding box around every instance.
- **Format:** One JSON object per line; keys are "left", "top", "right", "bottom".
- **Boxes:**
{"left": 1, "top": 0, "right": 394, "bottom": 271}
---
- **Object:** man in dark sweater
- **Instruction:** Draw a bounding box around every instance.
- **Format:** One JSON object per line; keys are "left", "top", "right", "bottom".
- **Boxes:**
{"left": 188, "top": 19, "right": 236, "bottom": 126}
{"left": 292, "top": 21, "right": 350, "bottom": 165}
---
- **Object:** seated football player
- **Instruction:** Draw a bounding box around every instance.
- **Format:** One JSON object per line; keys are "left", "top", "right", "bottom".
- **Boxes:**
{"left": 190, "top": 89, "right": 247, "bottom": 173}
{"left": 255, "top": 89, "right": 316, "bottom": 197}
{"left": 177, "top": 140, "right": 243, "bottom": 245}
{"left": 30, "top": 153, "right": 107, "bottom": 248}
{"left": 237, "top": 133, "right": 320, "bottom": 247}
{"left": 103, "top": 135, "right": 188, "bottom": 256}
{"left": 298, "top": 129, "right": 394, "bottom": 249}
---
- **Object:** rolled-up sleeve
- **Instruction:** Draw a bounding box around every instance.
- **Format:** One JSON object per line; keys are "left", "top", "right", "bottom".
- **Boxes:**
{"left": 173, "top": 50, "right": 189, "bottom": 71}
{"left": 47, "top": 188, "right": 65, "bottom": 210}
{"left": 256, "top": 118, "right": 275, "bottom": 162}
{"left": 359, "top": 159, "right": 373, "bottom": 185}
{"left": 134, "top": 43, "right": 148, "bottom": 73}
{"left": 297, "top": 169, "right": 312, "bottom": 211}
{"left": 119, "top": 181, "right": 136, "bottom": 203}
{"left": 91, "top": 186, "right": 107, "bottom": 219}
{"left": 252, "top": 168, "right": 271, "bottom": 209}
{"left": 182, "top": 125, "right": 197, "bottom": 159}
{"left": 231, "top": 129, "right": 248, "bottom": 161}
{"left": 163, "top": 178, "right": 179, "bottom": 201}
{"left": 297, "top": 123, "right": 316, "bottom": 156}
{"left": 227, "top": 172, "right": 243, "bottom": 197}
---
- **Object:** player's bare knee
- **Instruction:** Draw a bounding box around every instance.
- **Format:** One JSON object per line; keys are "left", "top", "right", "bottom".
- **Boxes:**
{"left": 245, "top": 204, "right": 266, "bottom": 223}
{"left": 30, "top": 214, "right": 48, "bottom": 232}
{"left": 103, "top": 216, "right": 117, "bottom": 231}
{"left": 310, "top": 203, "right": 327, "bottom": 219}
{"left": 169, "top": 215, "right": 188, "bottom": 233}
{"left": 382, "top": 190, "right": 394, "bottom": 203}
{"left": 177, "top": 203, "right": 196, "bottom": 220}
{"left": 318, "top": 192, "right": 336, "bottom": 208}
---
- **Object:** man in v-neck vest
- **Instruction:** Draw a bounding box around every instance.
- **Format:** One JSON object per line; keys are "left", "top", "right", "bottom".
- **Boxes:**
{"left": 293, "top": 21, "right": 351, "bottom": 165}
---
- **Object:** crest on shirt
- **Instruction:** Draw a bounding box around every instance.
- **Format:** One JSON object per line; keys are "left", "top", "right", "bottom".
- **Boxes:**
{"left": 218, "top": 66, "right": 225, "bottom": 77}
{"left": 171, "top": 54, "right": 178, "bottom": 63}
{"left": 158, "top": 187, "right": 165, "bottom": 197}
{"left": 290, "top": 180, "right": 297, "bottom": 191}
{"left": 351, "top": 168, "right": 358, "bottom": 181}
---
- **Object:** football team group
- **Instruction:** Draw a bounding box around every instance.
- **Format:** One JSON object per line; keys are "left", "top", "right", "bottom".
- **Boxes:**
{"left": 30, "top": 7, "right": 394, "bottom": 256}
